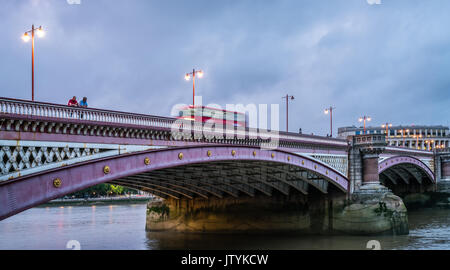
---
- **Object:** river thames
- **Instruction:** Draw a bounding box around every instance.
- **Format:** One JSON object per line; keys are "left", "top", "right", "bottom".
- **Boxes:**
{"left": 1, "top": 203, "right": 450, "bottom": 250}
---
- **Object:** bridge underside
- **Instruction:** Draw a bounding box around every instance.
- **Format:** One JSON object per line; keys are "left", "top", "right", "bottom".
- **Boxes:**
{"left": 110, "top": 160, "right": 343, "bottom": 200}
{"left": 0, "top": 145, "right": 348, "bottom": 220}
{"left": 380, "top": 164, "right": 435, "bottom": 195}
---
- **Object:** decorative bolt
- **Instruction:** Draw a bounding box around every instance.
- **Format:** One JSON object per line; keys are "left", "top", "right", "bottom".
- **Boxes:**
{"left": 207, "top": 150, "right": 212, "bottom": 157}
{"left": 271, "top": 153, "right": 275, "bottom": 158}
{"left": 103, "top": 166, "right": 110, "bottom": 174}
{"left": 314, "top": 165, "right": 317, "bottom": 170}
{"left": 231, "top": 150, "right": 236, "bottom": 156}
{"left": 302, "top": 160, "right": 305, "bottom": 165}
{"left": 178, "top": 152, "right": 184, "bottom": 160}
{"left": 253, "top": 151, "right": 257, "bottom": 157}
{"left": 53, "top": 178, "right": 62, "bottom": 188}
{"left": 144, "top": 157, "right": 150, "bottom": 165}
{"left": 287, "top": 156, "right": 291, "bottom": 161}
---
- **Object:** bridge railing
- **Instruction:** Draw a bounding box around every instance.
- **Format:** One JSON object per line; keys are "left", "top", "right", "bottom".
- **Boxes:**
{"left": 0, "top": 97, "right": 348, "bottom": 147}
{"left": 0, "top": 97, "right": 175, "bottom": 129}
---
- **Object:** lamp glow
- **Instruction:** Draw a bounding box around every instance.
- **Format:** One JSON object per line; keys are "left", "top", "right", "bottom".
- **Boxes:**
{"left": 22, "top": 33, "right": 30, "bottom": 42}
{"left": 36, "top": 27, "right": 45, "bottom": 38}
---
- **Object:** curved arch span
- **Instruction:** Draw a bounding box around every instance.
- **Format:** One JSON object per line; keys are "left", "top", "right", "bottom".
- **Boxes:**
{"left": 379, "top": 155, "right": 435, "bottom": 184}
{"left": 0, "top": 145, "right": 348, "bottom": 220}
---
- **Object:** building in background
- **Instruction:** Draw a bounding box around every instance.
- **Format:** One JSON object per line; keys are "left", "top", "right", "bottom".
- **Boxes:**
{"left": 338, "top": 125, "right": 449, "bottom": 151}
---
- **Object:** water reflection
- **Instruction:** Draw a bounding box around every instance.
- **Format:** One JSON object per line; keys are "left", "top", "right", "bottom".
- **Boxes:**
{"left": 0, "top": 203, "right": 450, "bottom": 250}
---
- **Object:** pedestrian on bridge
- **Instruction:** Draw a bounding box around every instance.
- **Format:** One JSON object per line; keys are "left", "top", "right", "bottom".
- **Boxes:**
{"left": 79, "top": 97, "right": 88, "bottom": 119}
{"left": 68, "top": 96, "right": 78, "bottom": 107}
{"left": 79, "top": 97, "right": 88, "bottom": 108}
{"left": 68, "top": 96, "right": 78, "bottom": 118}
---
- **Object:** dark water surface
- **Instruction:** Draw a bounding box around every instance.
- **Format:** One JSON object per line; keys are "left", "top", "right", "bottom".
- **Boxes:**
{"left": 1, "top": 203, "right": 450, "bottom": 250}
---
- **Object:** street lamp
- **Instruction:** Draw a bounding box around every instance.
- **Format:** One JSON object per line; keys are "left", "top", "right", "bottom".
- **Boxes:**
{"left": 381, "top": 123, "right": 393, "bottom": 143}
{"left": 282, "top": 94, "right": 294, "bottom": 132}
{"left": 324, "top": 106, "right": 335, "bottom": 137}
{"left": 22, "top": 25, "right": 45, "bottom": 101}
{"left": 413, "top": 134, "right": 423, "bottom": 149}
{"left": 185, "top": 68, "right": 203, "bottom": 107}
{"left": 358, "top": 116, "right": 371, "bottom": 134}
{"left": 381, "top": 123, "right": 392, "bottom": 136}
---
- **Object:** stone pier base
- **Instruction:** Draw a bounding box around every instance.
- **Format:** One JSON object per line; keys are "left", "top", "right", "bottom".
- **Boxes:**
{"left": 145, "top": 191, "right": 408, "bottom": 235}
{"left": 333, "top": 188, "right": 409, "bottom": 235}
{"left": 146, "top": 195, "right": 336, "bottom": 234}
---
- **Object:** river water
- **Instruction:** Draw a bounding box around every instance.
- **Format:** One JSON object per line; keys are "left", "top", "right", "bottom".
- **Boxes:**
{"left": 1, "top": 203, "right": 450, "bottom": 250}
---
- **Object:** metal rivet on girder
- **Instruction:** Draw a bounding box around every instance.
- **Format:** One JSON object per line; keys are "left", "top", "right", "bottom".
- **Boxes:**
{"left": 314, "top": 165, "right": 317, "bottom": 170}
{"left": 53, "top": 178, "right": 62, "bottom": 188}
{"left": 178, "top": 153, "right": 184, "bottom": 160}
{"left": 207, "top": 150, "right": 212, "bottom": 157}
{"left": 302, "top": 160, "right": 305, "bottom": 165}
{"left": 271, "top": 153, "right": 275, "bottom": 158}
{"left": 144, "top": 157, "right": 150, "bottom": 165}
{"left": 253, "top": 151, "right": 257, "bottom": 157}
{"left": 287, "top": 156, "right": 291, "bottom": 161}
{"left": 103, "top": 166, "right": 110, "bottom": 174}
{"left": 232, "top": 150, "right": 236, "bottom": 156}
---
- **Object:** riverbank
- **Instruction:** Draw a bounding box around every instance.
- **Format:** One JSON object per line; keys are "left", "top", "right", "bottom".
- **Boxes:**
{"left": 39, "top": 196, "right": 155, "bottom": 207}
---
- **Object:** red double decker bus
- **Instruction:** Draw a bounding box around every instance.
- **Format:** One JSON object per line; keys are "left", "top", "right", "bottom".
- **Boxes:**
{"left": 177, "top": 105, "right": 247, "bottom": 127}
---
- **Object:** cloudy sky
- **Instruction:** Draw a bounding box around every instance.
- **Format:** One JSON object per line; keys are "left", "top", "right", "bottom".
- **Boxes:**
{"left": 1, "top": 0, "right": 449, "bottom": 135}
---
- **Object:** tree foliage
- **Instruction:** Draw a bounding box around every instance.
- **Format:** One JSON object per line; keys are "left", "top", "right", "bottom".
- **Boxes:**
{"left": 67, "top": 183, "right": 138, "bottom": 198}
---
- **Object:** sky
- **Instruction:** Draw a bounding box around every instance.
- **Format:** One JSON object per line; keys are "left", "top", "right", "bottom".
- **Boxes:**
{"left": 0, "top": 0, "right": 449, "bottom": 136}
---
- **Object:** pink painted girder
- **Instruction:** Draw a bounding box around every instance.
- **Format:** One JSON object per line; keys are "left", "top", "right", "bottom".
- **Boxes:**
{"left": 0, "top": 145, "right": 349, "bottom": 220}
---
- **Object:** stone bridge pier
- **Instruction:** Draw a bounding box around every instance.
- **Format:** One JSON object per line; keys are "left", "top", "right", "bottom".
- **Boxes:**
{"left": 436, "top": 149, "right": 450, "bottom": 193}
{"left": 334, "top": 135, "right": 409, "bottom": 235}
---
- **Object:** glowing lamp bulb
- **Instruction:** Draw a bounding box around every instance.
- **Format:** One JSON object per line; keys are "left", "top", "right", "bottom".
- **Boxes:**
{"left": 197, "top": 71, "right": 203, "bottom": 78}
{"left": 324, "top": 109, "right": 329, "bottom": 114}
{"left": 22, "top": 33, "right": 30, "bottom": 42}
{"left": 185, "top": 74, "right": 190, "bottom": 81}
{"left": 36, "top": 27, "right": 45, "bottom": 38}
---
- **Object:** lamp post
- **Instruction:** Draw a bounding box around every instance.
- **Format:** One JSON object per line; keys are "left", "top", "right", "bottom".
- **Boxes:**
{"left": 185, "top": 68, "right": 203, "bottom": 107}
{"left": 381, "top": 123, "right": 393, "bottom": 143}
{"left": 324, "top": 106, "right": 335, "bottom": 137}
{"left": 22, "top": 25, "right": 45, "bottom": 102}
{"left": 358, "top": 116, "right": 371, "bottom": 134}
{"left": 282, "top": 94, "right": 294, "bottom": 132}
{"left": 413, "top": 134, "right": 423, "bottom": 149}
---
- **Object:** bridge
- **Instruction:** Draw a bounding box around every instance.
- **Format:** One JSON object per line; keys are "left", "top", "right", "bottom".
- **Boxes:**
{"left": 1, "top": 97, "right": 449, "bottom": 234}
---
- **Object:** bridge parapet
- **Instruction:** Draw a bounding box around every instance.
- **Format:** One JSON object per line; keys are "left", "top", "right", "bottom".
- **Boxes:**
{"left": 0, "top": 97, "right": 348, "bottom": 151}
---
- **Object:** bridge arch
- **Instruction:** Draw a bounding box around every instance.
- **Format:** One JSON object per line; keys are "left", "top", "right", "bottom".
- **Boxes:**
{"left": 0, "top": 145, "right": 348, "bottom": 220}
{"left": 379, "top": 156, "right": 435, "bottom": 194}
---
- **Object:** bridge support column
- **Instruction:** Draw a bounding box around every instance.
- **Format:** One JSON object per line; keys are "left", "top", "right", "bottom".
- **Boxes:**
{"left": 358, "top": 149, "right": 391, "bottom": 194}
{"left": 342, "top": 135, "right": 408, "bottom": 235}
{"left": 436, "top": 150, "right": 450, "bottom": 193}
